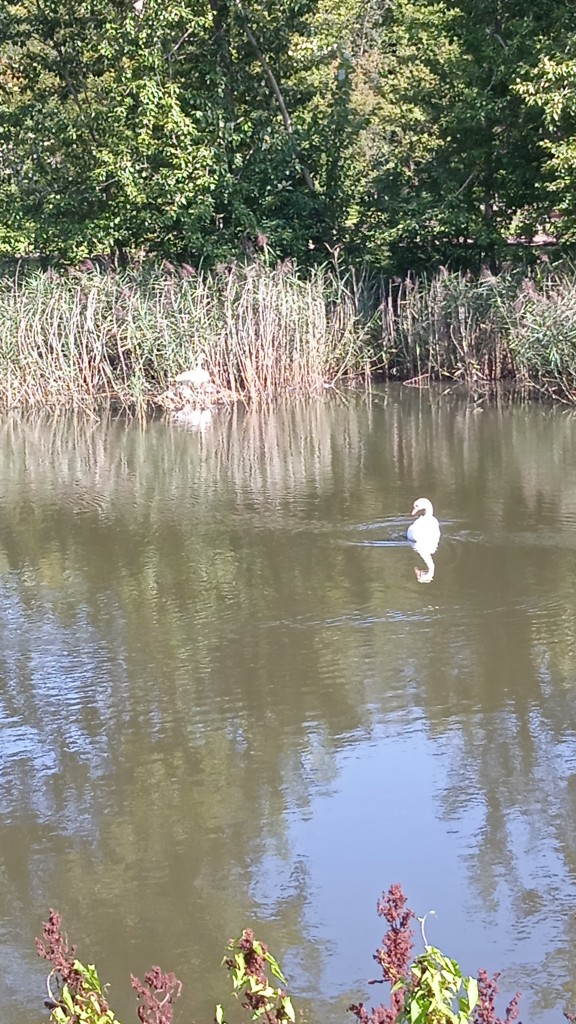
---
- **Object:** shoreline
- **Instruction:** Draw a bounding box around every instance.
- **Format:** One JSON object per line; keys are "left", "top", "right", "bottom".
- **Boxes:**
{"left": 0, "top": 261, "right": 574, "bottom": 411}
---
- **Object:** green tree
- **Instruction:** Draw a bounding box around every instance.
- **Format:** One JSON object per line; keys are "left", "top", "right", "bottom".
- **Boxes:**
{"left": 0, "top": 0, "right": 565, "bottom": 269}
{"left": 334, "top": 0, "right": 555, "bottom": 271}
{"left": 0, "top": 0, "right": 220, "bottom": 258}
{"left": 515, "top": 3, "right": 576, "bottom": 241}
{"left": 0, "top": 0, "right": 356, "bottom": 261}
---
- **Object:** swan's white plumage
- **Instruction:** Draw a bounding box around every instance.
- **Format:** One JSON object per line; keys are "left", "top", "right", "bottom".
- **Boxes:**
{"left": 175, "top": 354, "right": 211, "bottom": 388}
{"left": 407, "top": 497, "right": 440, "bottom": 551}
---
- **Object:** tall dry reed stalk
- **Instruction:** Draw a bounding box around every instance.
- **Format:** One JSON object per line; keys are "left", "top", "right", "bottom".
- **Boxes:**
{"left": 379, "top": 270, "right": 517, "bottom": 384}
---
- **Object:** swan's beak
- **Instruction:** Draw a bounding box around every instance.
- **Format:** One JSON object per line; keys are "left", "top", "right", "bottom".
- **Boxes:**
{"left": 410, "top": 505, "right": 418, "bottom": 516}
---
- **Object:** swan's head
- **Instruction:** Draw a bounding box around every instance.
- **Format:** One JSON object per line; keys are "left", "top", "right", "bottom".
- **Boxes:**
{"left": 411, "top": 497, "right": 434, "bottom": 517}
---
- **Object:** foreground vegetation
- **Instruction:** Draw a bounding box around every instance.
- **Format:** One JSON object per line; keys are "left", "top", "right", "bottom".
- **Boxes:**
{"left": 3, "top": 261, "right": 576, "bottom": 409}
{"left": 36, "top": 885, "right": 522, "bottom": 1024}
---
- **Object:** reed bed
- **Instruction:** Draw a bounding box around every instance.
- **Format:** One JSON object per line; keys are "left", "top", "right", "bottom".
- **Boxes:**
{"left": 3, "top": 261, "right": 576, "bottom": 410}
{"left": 0, "top": 263, "right": 371, "bottom": 410}
{"left": 379, "top": 270, "right": 517, "bottom": 383}
{"left": 379, "top": 266, "right": 576, "bottom": 402}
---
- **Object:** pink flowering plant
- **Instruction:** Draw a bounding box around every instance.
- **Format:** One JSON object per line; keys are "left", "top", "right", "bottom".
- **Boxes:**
{"left": 35, "top": 885, "right": 524, "bottom": 1024}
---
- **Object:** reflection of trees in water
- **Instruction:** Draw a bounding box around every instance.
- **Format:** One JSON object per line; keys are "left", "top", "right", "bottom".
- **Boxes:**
{"left": 1, "top": 386, "right": 576, "bottom": 523}
{"left": 431, "top": 685, "right": 576, "bottom": 1019}
{"left": 0, "top": 396, "right": 377, "bottom": 1021}
{"left": 403, "top": 537, "right": 576, "bottom": 1019}
{"left": 0, "top": 393, "right": 372, "bottom": 517}
{"left": 1, "top": 389, "right": 576, "bottom": 1020}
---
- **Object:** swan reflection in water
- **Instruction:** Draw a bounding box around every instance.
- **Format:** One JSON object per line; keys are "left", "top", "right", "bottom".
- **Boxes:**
{"left": 411, "top": 542, "right": 437, "bottom": 583}
{"left": 407, "top": 497, "right": 441, "bottom": 584}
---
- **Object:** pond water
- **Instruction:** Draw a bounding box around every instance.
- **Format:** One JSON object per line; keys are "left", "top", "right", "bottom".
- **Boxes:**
{"left": 2, "top": 385, "right": 576, "bottom": 1024}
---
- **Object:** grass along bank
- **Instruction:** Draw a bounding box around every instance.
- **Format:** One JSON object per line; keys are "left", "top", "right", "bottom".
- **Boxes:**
{"left": 0, "top": 262, "right": 370, "bottom": 410}
{"left": 380, "top": 266, "right": 576, "bottom": 402}
{"left": 2, "top": 261, "right": 576, "bottom": 410}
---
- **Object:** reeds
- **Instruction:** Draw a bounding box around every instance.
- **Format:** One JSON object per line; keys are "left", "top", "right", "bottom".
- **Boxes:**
{"left": 378, "top": 265, "right": 576, "bottom": 402}
{"left": 3, "top": 260, "right": 576, "bottom": 410}
{"left": 0, "top": 263, "right": 371, "bottom": 410}
{"left": 379, "top": 269, "right": 516, "bottom": 385}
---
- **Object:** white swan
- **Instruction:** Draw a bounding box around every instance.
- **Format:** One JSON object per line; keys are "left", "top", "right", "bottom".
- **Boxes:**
{"left": 407, "top": 497, "right": 440, "bottom": 551}
{"left": 175, "top": 354, "right": 211, "bottom": 388}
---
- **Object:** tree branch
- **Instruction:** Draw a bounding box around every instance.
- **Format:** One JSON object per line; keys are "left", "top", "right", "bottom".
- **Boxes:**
{"left": 235, "top": 1, "right": 315, "bottom": 193}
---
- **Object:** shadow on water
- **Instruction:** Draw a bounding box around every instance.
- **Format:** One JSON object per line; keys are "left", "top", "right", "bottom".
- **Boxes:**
{"left": 2, "top": 388, "right": 576, "bottom": 1023}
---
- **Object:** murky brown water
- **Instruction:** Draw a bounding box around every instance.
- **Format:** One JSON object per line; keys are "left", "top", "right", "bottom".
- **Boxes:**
{"left": 2, "top": 386, "right": 576, "bottom": 1024}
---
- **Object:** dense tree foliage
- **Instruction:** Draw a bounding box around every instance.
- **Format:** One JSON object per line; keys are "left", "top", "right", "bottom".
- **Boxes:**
{"left": 0, "top": 0, "right": 573, "bottom": 269}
